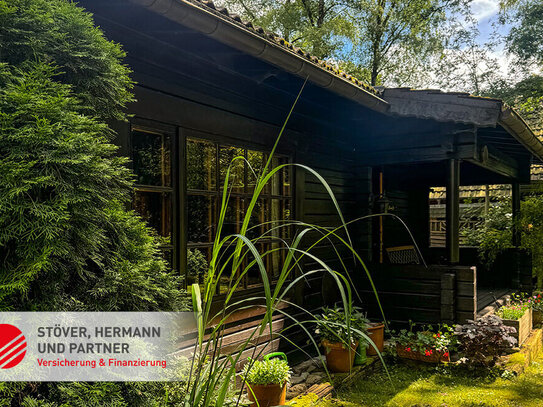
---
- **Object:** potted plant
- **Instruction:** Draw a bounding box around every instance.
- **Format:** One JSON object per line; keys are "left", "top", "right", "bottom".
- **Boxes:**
{"left": 366, "top": 322, "right": 385, "bottom": 356}
{"left": 497, "top": 294, "right": 532, "bottom": 345}
{"left": 393, "top": 323, "right": 455, "bottom": 363}
{"left": 242, "top": 355, "right": 291, "bottom": 407}
{"left": 315, "top": 306, "right": 369, "bottom": 372}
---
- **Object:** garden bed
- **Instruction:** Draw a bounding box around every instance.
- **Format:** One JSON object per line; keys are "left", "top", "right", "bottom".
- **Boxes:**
{"left": 501, "top": 308, "right": 532, "bottom": 346}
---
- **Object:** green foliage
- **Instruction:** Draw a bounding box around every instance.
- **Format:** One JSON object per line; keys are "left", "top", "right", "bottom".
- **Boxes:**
{"left": 315, "top": 306, "right": 370, "bottom": 345}
{"left": 186, "top": 82, "right": 389, "bottom": 406}
{"left": 497, "top": 304, "right": 528, "bottom": 320}
{"left": 0, "top": 0, "right": 133, "bottom": 121}
{"left": 454, "top": 315, "right": 517, "bottom": 366}
{"left": 220, "top": 0, "right": 468, "bottom": 86}
{"left": 462, "top": 198, "right": 513, "bottom": 266}
{"left": 506, "top": 1, "right": 543, "bottom": 64}
{"left": 497, "top": 292, "right": 531, "bottom": 320}
{"left": 187, "top": 249, "right": 209, "bottom": 278}
{"left": 488, "top": 1, "right": 543, "bottom": 132}
{"left": 461, "top": 194, "right": 543, "bottom": 287}
{"left": 242, "top": 358, "right": 291, "bottom": 386}
{"left": 0, "top": 1, "right": 191, "bottom": 402}
{"left": 519, "top": 195, "right": 543, "bottom": 284}
{"left": 0, "top": 63, "right": 187, "bottom": 311}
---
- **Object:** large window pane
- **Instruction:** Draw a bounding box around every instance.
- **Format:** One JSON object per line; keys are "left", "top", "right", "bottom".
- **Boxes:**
{"left": 187, "top": 137, "right": 292, "bottom": 288}
{"left": 247, "top": 150, "right": 265, "bottom": 193}
{"left": 222, "top": 196, "right": 243, "bottom": 237}
{"left": 187, "top": 139, "right": 216, "bottom": 191}
{"left": 187, "top": 195, "right": 216, "bottom": 243}
{"left": 132, "top": 130, "right": 171, "bottom": 187}
{"left": 219, "top": 146, "right": 244, "bottom": 193}
{"left": 246, "top": 198, "right": 270, "bottom": 239}
{"left": 134, "top": 191, "right": 171, "bottom": 238}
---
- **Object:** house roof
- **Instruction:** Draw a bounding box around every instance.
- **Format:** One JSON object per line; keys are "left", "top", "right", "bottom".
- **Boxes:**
{"left": 127, "top": 0, "right": 389, "bottom": 112}
{"left": 381, "top": 88, "right": 543, "bottom": 162}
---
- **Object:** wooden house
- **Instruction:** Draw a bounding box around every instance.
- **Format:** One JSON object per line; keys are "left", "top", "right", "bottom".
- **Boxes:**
{"left": 79, "top": 0, "right": 543, "bottom": 351}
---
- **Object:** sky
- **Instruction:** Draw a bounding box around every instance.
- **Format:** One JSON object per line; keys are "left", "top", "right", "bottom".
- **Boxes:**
{"left": 471, "top": 0, "right": 514, "bottom": 80}
{"left": 472, "top": 0, "right": 501, "bottom": 42}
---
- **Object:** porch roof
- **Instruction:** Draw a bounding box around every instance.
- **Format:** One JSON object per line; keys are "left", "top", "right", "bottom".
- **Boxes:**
{"left": 382, "top": 88, "right": 543, "bottom": 162}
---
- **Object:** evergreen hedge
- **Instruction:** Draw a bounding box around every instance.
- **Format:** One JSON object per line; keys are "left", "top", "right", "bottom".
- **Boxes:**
{"left": 0, "top": 0, "right": 191, "bottom": 403}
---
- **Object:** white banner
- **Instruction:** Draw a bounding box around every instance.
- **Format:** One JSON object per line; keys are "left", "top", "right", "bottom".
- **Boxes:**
{"left": 0, "top": 312, "right": 195, "bottom": 381}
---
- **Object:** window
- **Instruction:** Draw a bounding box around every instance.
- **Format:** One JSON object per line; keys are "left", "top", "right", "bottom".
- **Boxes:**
{"left": 131, "top": 127, "right": 173, "bottom": 264}
{"left": 187, "top": 138, "right": 292, "bottom": 291}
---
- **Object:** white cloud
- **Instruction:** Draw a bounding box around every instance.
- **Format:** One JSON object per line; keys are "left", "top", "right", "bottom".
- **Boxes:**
{"left": 471, "top": 0, "right": 500, "bottom": 22}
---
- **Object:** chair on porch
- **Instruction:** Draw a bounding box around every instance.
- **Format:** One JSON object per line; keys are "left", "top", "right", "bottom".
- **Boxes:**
{"left": 385, "top": 245, "right": 420, "bottom": 265}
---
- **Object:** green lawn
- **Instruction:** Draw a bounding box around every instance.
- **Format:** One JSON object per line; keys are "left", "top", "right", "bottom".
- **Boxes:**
{"left": 318, "top": 355, "right": 543, "bottom": 407}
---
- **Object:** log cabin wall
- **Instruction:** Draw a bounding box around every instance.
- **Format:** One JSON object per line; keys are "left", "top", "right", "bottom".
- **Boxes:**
{"left": 111, "top": 82, "right": 374, "bottom": 361}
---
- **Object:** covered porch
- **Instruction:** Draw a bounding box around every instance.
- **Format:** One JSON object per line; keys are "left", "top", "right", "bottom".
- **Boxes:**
{"left": 350, "top": 89, "right": 541, "bottom": 325}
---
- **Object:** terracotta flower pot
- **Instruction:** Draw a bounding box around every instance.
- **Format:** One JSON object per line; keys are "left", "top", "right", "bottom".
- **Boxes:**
{"left": 246, "top": 382, "right": 286, "bottom": 407}
{"left": 366, "top": 323, "right": 385, "bottom": 356}
{"left": 322, "top": 339, "right": 358, "bottom": 373}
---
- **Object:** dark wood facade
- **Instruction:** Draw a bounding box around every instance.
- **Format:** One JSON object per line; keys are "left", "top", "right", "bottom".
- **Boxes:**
{"left": 81, "top": 0, "right": 542, "bottom": 356}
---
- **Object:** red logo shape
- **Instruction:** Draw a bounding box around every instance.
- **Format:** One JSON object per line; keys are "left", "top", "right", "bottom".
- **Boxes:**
{"left": 0, "top": 324, "right": 26, "bottom": 369}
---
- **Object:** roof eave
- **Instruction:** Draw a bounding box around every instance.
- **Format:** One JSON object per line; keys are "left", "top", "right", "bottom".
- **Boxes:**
{"left": 127, "top": 0, "right": 389, "bottom": 113}
{"left": 499, "top": 106, "right": 543, "bottom": 162}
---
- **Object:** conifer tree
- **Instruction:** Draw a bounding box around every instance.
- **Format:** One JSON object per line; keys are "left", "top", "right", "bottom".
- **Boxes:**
{"left": 0, "top": 0, "right": 186, "bottom": 311}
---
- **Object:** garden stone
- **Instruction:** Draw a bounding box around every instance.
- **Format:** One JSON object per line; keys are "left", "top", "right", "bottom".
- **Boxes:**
{"left": 293, "top": 359, "right": 317, "bottom": 374}
{"left": 306, "top": 373, "right": 324, "bottom": 386}
{"left": 305, "top": 364, "right": 317, "bottom": 373}
{"left": 287, "top": 384, "right": 307, "bottom": 399}
{"left": 290, "top": 371, "right": 309, "bottom": 385}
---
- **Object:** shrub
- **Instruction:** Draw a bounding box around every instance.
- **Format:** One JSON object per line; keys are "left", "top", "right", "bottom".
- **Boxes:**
{"left": 0, "top": 0, "right": 190, "bottom": 404}
{"left": 0, "top": 0, "right": 188, "bottom": 312}
{"left": 454, "top": 315, "right": 517, "bottom": 366}
{"left": 187, "top": 249, "right": 209, "bottom": 278}
{"left": 0, "top": 64, "right": 187, "bottom": 312}
{"left": 242, "top": 358, "right": 291, "bottom": 386}
{"left": 0, "top": 0, "right": 133, "bottom": 121}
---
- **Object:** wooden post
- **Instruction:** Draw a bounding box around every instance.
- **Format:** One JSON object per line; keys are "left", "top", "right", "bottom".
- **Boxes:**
{"left": 446, "top": 159, "right": 460, "bottom": 263}
{"left": 441, "top": 273, "right": 456, "bottom": 323}
{"left": 512, "top": 182, "right": 521, "bottom": 247}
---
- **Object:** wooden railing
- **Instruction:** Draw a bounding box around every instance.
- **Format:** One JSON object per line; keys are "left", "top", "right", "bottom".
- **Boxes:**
{"left": 355, "top": 264, "right": 477, "bottom": 326}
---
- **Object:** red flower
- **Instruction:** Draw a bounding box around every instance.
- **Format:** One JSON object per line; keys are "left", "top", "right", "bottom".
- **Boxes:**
{"left": 437, "top": 333, "right": 441, "bottom": 338}
{"left": 406, "top": 347, "right": 411, "bottom": 352}
{"left": 443, "top": 352, "right": 449, "bottom": 358}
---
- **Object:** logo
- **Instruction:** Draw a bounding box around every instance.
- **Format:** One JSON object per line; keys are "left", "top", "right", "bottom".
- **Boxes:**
{"left": 0, "top": 324, "right": 27, "bottom": 369}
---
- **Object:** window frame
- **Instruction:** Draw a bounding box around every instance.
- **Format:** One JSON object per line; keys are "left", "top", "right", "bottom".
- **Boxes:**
{"left": 130, "top": 120, "right": 178, "bottom": 270}
{"left": 128, "top": 120, "right": 296, "bottom": 293}
{"left": 184, "top": 133, "right": 294, "bottom": 292}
